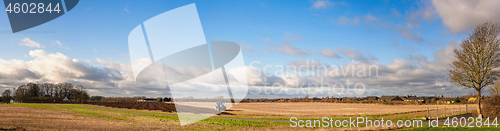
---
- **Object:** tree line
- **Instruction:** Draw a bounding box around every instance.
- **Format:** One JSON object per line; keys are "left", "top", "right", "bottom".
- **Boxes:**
{"left": 1, "top": 82, "right": 89, "bottom": 103}
{"left": 89, "top": 96, "right": 173, "bottom": 102}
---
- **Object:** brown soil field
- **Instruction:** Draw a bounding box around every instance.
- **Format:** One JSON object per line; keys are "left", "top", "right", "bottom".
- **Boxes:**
{"left": 0, "top": 104, "right": 181, "bottom": 130}
{"left": 0, "top": 102, "right": 478, "bottom": 130}
{"left": 89, "top": 102, "right": 177, "bottom": 112}
{"left": 89, "top": 102, "right": 228, "bottom": 114}
{"left": 0, "top": 104, "right": 292, "bottom": 130}
{"left": 89, "top": 102, "right": 477, "bottom": 120}
{"left": 226, "top": 103, "right": 477, "bottom": 119}
{"left": 0, "top": 103, "right": 399, "bottom": 130}
{"left": 173, "top": 102, "right": 233, "bottom": 110}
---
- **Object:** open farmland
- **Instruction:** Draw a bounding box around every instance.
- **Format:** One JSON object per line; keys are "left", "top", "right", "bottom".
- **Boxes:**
{"left": 89, "top": 102, "right": 478, "bottom": 121}
{"left": 0, "top": 103, "right": 484, "bottom": 130}
{"left": 225, "top": 103, "right": 478, "bottom": 120}
{"left": 0, "top": 103, "right": 403, "bottom": 130}
{"left": 89, "top": 102, "right": 228, "bottom": 114}
{"left": 90, "top": 102, "right": 177, "bottom": 112}
{"left": 0, "top": 103, "right": 294, "bottom": 130}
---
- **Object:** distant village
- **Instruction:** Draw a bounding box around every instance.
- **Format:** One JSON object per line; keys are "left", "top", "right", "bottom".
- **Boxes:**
{"left": 239, "top": 95, "right": 483, "bottom": 105}
{"left": 79, "top": 94, "right": 485, "bottom": 106}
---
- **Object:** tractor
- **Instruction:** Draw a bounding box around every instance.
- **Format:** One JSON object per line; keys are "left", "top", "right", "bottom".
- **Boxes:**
{"left": 215, "top": 101, "right": 226, "bottom": 112}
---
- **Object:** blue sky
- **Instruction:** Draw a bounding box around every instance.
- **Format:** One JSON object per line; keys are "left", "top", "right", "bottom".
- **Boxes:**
{"left": 0, "top": 0, "right": 458, "bottom": 64}
{"left": 1, "top": 0, "right": 498, "bottom": 98}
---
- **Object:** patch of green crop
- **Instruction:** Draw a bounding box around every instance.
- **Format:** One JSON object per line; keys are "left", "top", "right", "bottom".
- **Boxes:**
{"left": 401, "top": 127, "right": 500, "bottom": 131}
{"left": 68, "top": 107, "right": 128, "bottom": 121}
{"left": 64, "top": 104, "right": 178, "bottom": 115}
{"left": 200, "top": 118, "right": 289, "bottom": 127}
{"left": 9, "top": 103, "right": 62, "bottom": 111}
{"left": 131, "top": 113, "right": 179, "bottom": 121}
{"left": 8, "top": 103, "right": 127, "bottom": 121}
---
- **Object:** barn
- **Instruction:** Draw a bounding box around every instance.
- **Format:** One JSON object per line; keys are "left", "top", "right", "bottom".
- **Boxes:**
{"left": 137, "top": 98, "right": 157, "bottom": 102}
{"left": 379, "top": 96, "right": 403, "bottom": 102}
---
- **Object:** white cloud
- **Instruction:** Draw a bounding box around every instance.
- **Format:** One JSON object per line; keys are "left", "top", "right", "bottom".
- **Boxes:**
{"left": 396, "top": 26, "right": 424, "bottom": 43}
{"left": 240, "top": 44, "right": 254, "bottom": 52}
{"left": 364, "top": 14, "right": 380, "bottom": 23}
{"left": 247, "top": 40, "right": 471, "bottom": 97}
{"left": 336, "top": 13, "right": 426, "bottom": 43}
{"left": 337, "top": 16, "right": 360, "bottom": 26}
{"left": 289, "top": 60, "right": 326, "bottom": 71}
{"left": 263, "top": 37, "right": 272, "bottom": 42}
{"left": 25, "top": 49, "right": 125, "bottom": 82}
{"left": 311, "top": 0, "right": 348, "bottom": 10}
{"left": 406, "top": 0, "right": 438, "bottom": 24}
{"left": 124, "top": 8, "right": 130, "bottom": 13}
{"left": 368, "top": 53, "right": 378, "bottom": 61}
{"left": 0, "top": 58, "right": 41, "bottom": 81}
{"left": 52, "top": 40, "right": 70, "bottom": 49}
{"left": 432, "top": 0, "right": 500, "bottom": 34}
{"left": 265, "top": 32, "right": 307, "bottom": 56}
{"left": 0, "top": 49, "right": 129, "bottom": 93}
{"left": 0, "top": 41, "right": 475, "bottom": 98}
{"left": 406, "top": 54, "right": 427, "bottom": 62}
{"left": 336, "top": 48, "right": 376, "bottom": 62}
{"left": 259, "top": 3, "right": 268, "bottom": 7}
{"left": 283, "top": 32, "right": 304, "bottom": 43}
{"left": 391, "top": 8, "right": 401, "bottom": 17}
{"left": 270, "top": 44, "right": 308, "bottom": 56}
{"left": 319, "top": 49, "right": 341, "bottom": 58}
{"left": 95, "top": 58, "right": 131, "bottom": 72}
{"left": 19, "top": 38, "right": 44, "bottom": 48}
{"left": 0, "top": 49, "right": 175, "bottom": 98}
{"left": 92, "top": 46, "right": 98, "bottom": 53}
{"left": 55, "top": 40, "right": 62, "bottom": 46}
{"left": 312, "top": 0, "right": 331, "bottom": 10}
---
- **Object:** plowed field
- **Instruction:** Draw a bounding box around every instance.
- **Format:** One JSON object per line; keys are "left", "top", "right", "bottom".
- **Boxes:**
{"left": 89, "top": 102, "right": 221, "bottom": 114}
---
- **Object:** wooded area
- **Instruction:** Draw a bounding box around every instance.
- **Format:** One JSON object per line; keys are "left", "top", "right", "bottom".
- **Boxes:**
{"left": 1, "top": 82, "right": 89, "bottom": 103}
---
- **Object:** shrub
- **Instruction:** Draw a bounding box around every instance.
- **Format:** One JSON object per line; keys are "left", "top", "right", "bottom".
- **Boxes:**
{"left": 482, "top": 95, "right": 500, "bottom": 118}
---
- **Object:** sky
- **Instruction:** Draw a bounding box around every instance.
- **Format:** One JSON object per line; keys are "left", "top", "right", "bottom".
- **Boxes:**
{"left": 1, "top": 0, "right": 500, "bottom": 98}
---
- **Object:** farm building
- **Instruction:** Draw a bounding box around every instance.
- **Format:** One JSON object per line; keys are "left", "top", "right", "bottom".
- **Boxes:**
{"left": 438, "top": 98, "right": 457, "bottom": 104}
{"left": 420, "top": 96, "right": 438, "bottom": 101}
{"left": 401, "top": 97, "right": 409, "bottom": 101}
{"left": 342, "top": 97, "right": 359, "bottom": 101}
{"left": 364, "top": 96, "right": 379, "bottom": 101}
{"left": 379, "top": 96, "right": 403, "bottom": 102}
{"left": 137, "top": 98, "right": 157, "bottom": 102}
{"left": 417, "top": 97, "right": 426, "bottom": 101}
{"left": 63, "top": 97, "right": 70, "bottom": 102}
{"left": 288, "top": 98, "right": 298, "bottom": 102}
{"left": 406, "top": 97, "right": 418, "bottom": 101}
{"left": 10, "top": 99, "right": 21, "bottom": 103}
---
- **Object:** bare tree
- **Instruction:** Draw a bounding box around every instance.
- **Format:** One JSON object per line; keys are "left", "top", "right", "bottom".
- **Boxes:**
{"left": 26, "top": 83, "right": 39, "bottom": 97}
{"left": 76, "top": 85, "right": 85, "bottom": 92}
{"left": 13, "top": 85, "right": 27, "bottom": 101}
{"left": 489, "top": 80, "right": 500, "bottom": 96}
{"left": 2, "top": 89, "right": 12, "bottom": 103}
{"left": 449, "top": 22, "right": 500, "bottom": 117}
